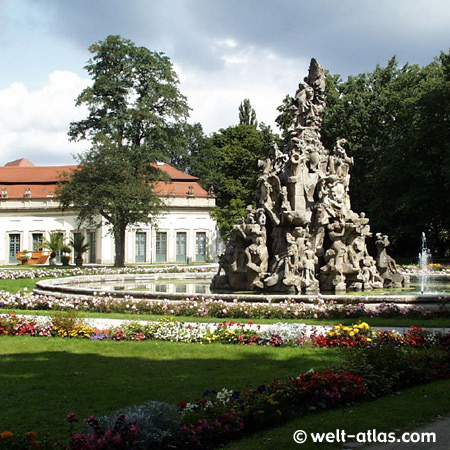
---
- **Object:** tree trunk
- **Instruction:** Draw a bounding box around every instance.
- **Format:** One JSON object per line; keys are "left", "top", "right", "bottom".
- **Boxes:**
{"left": 114, "top": 225, "right": 127, "bottom": 267}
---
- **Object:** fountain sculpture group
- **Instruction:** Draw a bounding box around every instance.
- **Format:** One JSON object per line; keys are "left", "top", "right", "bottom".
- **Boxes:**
{"left": 212, "top": 59, "right": 404, "bottom": 294}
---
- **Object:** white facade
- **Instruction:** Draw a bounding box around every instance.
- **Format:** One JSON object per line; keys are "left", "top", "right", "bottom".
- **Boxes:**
{"left": 0, "top": 159, "right": 217, "bottom": 265}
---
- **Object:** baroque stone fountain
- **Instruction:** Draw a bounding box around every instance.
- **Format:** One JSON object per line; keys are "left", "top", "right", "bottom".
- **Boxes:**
{"left": 212, "top": 58, "right": 404, "bottom": 294}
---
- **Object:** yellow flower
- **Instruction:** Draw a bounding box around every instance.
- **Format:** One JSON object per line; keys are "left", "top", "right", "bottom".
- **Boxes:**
{"left": 26, "top": 432, "right": 37, "bottom": 440}
{"left": 349, "top": 331, "right": 354, "bottom": 337}
{"left": 1, "top": 431, "right": 14, "bottom": 440}
{"left": 30, "top": 440, "right": 41, "bottom": 449}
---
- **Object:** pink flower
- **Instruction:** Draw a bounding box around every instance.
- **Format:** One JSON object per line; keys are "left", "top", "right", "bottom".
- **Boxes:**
{"left": 65, "top": 412, "right": 79, "bottom": 423}
{"left": 112, "top": 435, "right": 122, "bottom": 445}
{"left": 104, "top": 429, "right": 114, "bottom": 440}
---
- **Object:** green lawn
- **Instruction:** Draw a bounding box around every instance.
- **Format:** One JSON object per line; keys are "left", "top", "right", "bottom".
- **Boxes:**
{"left": 0, "top": 336, "right": 338, "bottom": 442}
{"left": 0, "top": 278, "right": 46, "bottom": 293}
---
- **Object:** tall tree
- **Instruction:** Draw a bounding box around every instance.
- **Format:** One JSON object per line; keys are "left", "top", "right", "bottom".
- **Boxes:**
{"left": 190, "top": 121, "right": 279, "bottom": 240}
{"left": 238, "top": 98, "right": 258, "bottom": 127}
{"left": 164, "top": 122, "right": 207, "bottom": 173}
{"left": 57, "top": 35, "right": 190, "bottom": 266}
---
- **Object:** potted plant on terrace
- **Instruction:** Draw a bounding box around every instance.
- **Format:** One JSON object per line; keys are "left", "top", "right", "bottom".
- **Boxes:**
{"left": 70, "top": 235, "right": 90, "bottom": 266}
{"left": 19, "top": 249, "right": 31, "bottom": 265}
{"left": 42, "top": 232, "right": 64, "bottom": 266}
{"left": 60, "top": 245, "right": 71, "bottom": 266}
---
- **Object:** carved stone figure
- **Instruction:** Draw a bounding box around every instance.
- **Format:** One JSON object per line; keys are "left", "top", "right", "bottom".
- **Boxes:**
{"left": 211, "top": 58, "right": 403, "bottom": 294}
{"left": 375, "top": 233, "right": 404, "bottom": 288}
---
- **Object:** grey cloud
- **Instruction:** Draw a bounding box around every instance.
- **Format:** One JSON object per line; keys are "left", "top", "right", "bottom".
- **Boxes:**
{"left": 184, "top": 0, "right": 450, "bottom": 76}
{"left": 26, "top": 0, "right": 227, "bottom": 72}
{"left": 16, "top": 0, "right": 450, "bottom": 79}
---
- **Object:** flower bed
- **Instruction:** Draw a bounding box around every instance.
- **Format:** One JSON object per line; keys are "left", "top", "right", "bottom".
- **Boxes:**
{"left": 1, "top": 313, "right": 449, "bottom": 352}
{"left": 1, "top": 288, "right": 448, "bottom": 320}
{"left": 0, "top": 266, "right": 210, "bottom": 281}
{"left": 1, "top": 263, "right": 448, "bottom": 282}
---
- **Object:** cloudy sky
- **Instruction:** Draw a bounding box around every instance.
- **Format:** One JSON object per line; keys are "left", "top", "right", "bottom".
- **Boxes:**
{"left": 1, "top": 0, "right": 449, "bottom": 165}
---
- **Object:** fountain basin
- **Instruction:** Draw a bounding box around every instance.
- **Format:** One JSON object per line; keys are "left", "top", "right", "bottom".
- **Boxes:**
{"left": 34, "top": 271, "right": 450, "bottom": 310}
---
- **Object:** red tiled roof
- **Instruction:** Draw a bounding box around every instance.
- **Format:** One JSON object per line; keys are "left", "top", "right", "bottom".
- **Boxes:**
{"left": 0, "top": 166, "right": 76, "bottom": 183}
{"left": 150, "top": 162, "right": 199, "bottom": 181}
{"left": 0, "top": 159, "right": 211, "bottom": 199}
{"left": 4, "top": 158, "right": 35, "bottom": 167}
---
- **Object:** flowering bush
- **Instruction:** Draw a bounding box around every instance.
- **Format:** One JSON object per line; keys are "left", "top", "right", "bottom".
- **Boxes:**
{"left": 50, "top": 309, "right": 97, "bottom": 338}
{"left": 404, "top": 326, "right": 432, "bottom": 348}
{"left": 96, "top": 401, "right": 181, "bottom": 450}
{"left": 180, "top": 411, "right": 244, "bottom": 449}
{"left": 203, "top": 321, "right": 260, "bottom": 345}
{"left": 176, "top": 369, "right": 369, "bottom": 448}
{"left": 338, "top": 341, "right": 450, "bottom": 396}
{"left": 0, "top": 312, "right": 51, "bottom": 337}
{"left": 312, "top": 322, "right": 374, "bottom": 348}
{"left": 258, "top": 322, "right": 314, "bottom": 346}
{"left": 54, "top": 412, "right": 139, "bottom": 449}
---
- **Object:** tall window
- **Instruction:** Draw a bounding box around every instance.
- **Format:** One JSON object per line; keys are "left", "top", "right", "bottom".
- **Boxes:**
{"left": 155, "top": 232, "right": 167, "bottom": 262}
{"left": 32, "top": 233, "right": 43, "bottom": 251}
{"left": 196, "top": 232, "right": 206, "bottom": 261}
{"left": 176, "top": 232, "right": 187, "bottom": 262}
{"left": 9, "top": 234, "right": 20, "bottom": 264}
{"left": 135, "top": 232, "right": 146, "bottom": 263}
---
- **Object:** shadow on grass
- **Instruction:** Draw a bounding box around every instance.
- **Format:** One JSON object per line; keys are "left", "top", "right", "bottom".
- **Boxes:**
{"left": 0, "top": 338, "right": 337, "bottom": 442}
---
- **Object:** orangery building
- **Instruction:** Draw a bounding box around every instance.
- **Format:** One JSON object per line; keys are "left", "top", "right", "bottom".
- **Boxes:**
{"left": 0, "top": 158, "right": 217, "bottom": 265}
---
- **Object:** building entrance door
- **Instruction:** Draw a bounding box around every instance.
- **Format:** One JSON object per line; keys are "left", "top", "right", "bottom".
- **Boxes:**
{"left": 136, "top": 232, "right": 146, "bottom": 263}
{"left": 196, "top": 232, "right": 206, "bottom": 261}
{"left": 9, "top": 234, "right": 20, "bottom": 264}
{"left": 156, "top": 232, "right": 167, "bottom": 262}
{"left": 176, "top": 232, "right": 187, "bottom": 262}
